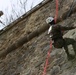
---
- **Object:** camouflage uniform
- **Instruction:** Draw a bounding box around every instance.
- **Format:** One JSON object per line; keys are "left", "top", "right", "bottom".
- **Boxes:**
{"left": 64, "top": 38, "right": 76, "bottom": 59}
{"left": 49, "top": 25, "right": 76, "bottom": 60}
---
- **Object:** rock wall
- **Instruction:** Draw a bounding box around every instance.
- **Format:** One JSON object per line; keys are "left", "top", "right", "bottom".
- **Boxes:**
{"left": 0, "top": 0, "right": 76, "bottom": 75}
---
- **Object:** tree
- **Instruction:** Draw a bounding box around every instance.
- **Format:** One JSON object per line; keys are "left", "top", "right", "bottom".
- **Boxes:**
{"left": 2, "top": 0, "right": 34, "bottom": 26}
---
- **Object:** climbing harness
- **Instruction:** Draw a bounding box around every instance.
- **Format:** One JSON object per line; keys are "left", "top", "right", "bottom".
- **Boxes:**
{"left": 42, "top": 0, "right": 58, "bottom": 75}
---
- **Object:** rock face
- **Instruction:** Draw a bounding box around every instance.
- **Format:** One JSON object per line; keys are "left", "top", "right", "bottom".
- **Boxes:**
{"left": 0, "top": 0, "right": 76, "bottom": 75}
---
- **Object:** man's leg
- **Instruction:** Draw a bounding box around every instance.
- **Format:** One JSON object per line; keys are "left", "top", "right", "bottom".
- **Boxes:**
{"left": 63, "top": 38, "right": 76, "bottom": 60}
{"left": 72, "top": 41, "right": 76, "bottom": 55}
{"left": 64, "top": 38, "right": 76, "bottom": 55}
{"left": 64, "top": 45, "right": 70, "bottom": 57}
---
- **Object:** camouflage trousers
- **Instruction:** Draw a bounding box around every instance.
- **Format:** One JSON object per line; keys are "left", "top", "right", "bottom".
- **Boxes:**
{"left": 63, "top": 38, "right": 76, "bottom": 58}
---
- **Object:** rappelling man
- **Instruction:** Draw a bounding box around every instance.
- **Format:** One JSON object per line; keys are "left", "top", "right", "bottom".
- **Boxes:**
{"left": 46, "top": 16, "right": 76, "bottom": 60}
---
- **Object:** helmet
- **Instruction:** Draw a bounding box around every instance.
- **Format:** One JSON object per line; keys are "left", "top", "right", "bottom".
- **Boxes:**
{"left": 46, "top": 17, "right": 54, "bottom": 24}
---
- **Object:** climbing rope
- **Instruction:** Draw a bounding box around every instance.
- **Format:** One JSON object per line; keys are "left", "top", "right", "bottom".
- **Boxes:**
{"left": 42, "top": 41, "right": 52, "bottom": 75}
{"left": 54, "top": 0, "right": 59, "bottom": 23}
{"left": 42, "top": 0, "right": 59, "bottom": 75}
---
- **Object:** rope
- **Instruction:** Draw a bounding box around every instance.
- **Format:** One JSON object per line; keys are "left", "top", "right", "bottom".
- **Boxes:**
{"left": 42, "top": 41, "right": 52, "bottom": 75}
{"left": 54, "top": 0, "right": 59, "bottom": 23}
{"left": 42, "top": 0, "right": 59, "bottom": 75}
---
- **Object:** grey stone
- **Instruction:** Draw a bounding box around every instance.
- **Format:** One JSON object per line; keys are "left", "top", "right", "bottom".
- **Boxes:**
{"left": 50, "top": 66, "right": 60, "bottom": 75}
{"left": 61, "top": 62, "right": 72, "bottom": 71}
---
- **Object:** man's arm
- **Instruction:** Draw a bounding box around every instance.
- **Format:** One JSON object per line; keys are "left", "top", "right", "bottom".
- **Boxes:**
{"left": 60, "top": 26, "right": 76, "bottom": 31}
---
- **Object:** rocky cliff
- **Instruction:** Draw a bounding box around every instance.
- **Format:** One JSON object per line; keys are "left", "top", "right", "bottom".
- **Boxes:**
{"left": 0, "top": 0, "right": 76, "bottom": 75}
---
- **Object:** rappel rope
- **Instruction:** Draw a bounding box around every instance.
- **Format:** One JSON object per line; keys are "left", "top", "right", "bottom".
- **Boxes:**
{"left": 42, "top": 41, "right": 52, "bottom": 75}
{"left": 42, "top": 0, "right": 59, "bottom": 75}
{"left": 54, "top": 0, "right": 58, "bottom": 23}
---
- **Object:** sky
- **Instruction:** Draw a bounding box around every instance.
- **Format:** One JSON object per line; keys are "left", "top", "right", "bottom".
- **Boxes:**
{"left": 0, "top": 0, "right": 43, "bottom": 30}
